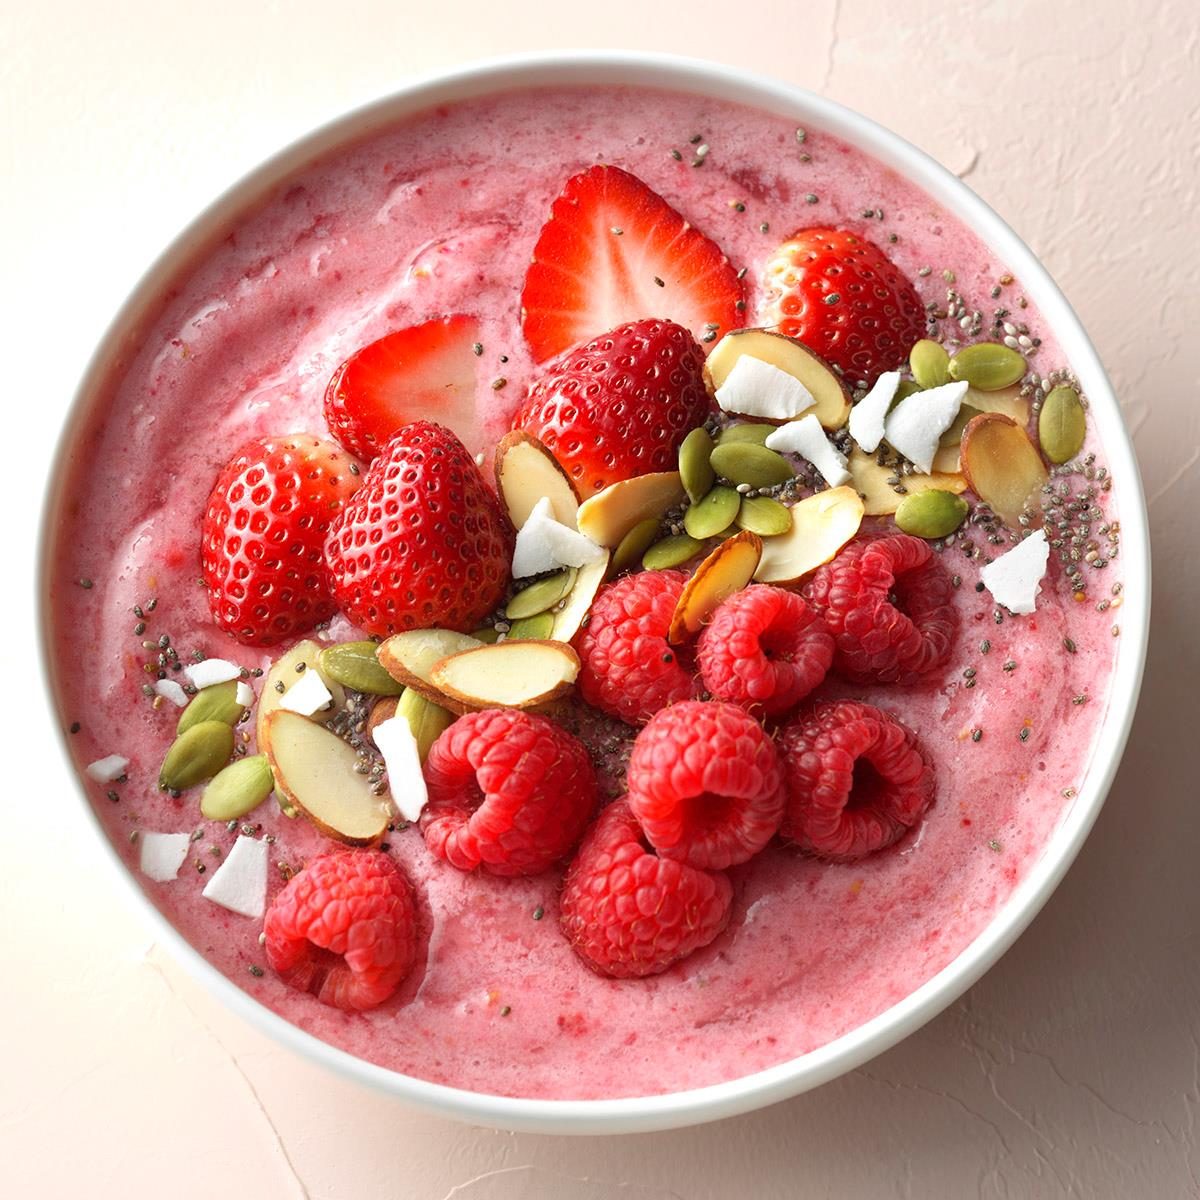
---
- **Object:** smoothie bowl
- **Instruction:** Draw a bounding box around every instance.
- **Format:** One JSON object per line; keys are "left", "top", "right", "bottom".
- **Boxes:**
{"left": 39, "top": 53, "right": 1149, "bottom": 1133}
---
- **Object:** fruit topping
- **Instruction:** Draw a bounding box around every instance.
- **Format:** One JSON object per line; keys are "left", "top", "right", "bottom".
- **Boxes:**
{"left": 512, "top": 317, "right": 712, "bottom": 495}
{"left": 325, "top": 421, "right": 513, "bottom": 636}
{"left": 520, "top": 165, "right": 744, "bottom": 361}
{"left": 626, "top": 700, "right": 786, "bottom": 870}
{"left": 559, "top": 799, "right": 733, "bottom": 979}
{"left": 421, "top": 709, "right": 597, "bottom": 875}
{"left": 778, "top": 700, "right": 934, "bottom": 861}
{"left": 201, "top": 435, "right": 360, "bottom": 646}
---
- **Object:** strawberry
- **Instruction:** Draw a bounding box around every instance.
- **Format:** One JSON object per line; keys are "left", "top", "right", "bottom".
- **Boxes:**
{"left": 510, "top": 317, "right": 711, "bottom": 496}
{"left": 201, "top": 434, "right": 360, "bottom": 646}
{"left": 323, "top": 314, "right": 481, "bottom": 462}
{"left": 324, "top": 421, "right": 512, "bottom": 636}
{"left": 760, "top": 228, "right": 927, "bottom": 385}
{"left": 520, "top": 165, "right": 745, "bottom": 362}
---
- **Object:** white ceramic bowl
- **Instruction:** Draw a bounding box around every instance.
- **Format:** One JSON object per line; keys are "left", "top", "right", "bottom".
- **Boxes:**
{"left": 39, "top": 51, "right": 1150, "bottom": 1135}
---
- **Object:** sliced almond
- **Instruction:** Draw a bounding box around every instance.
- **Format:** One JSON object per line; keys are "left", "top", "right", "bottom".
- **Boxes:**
{"left": 551, "top": 551, "right": 610, "bottom": 643}
{"left": 377, "top": 628, "right": 482, "bottom": 713}
{"left": 494, "top": 430, "right": 580, "bottom": 528}
{"left": 256, "top": 639, "right": 345, "bottom": 755}
{"left": 847, "top": 448, "right": 967, "bottom": 517}
{"left": 668, "top": 531, "right": 762, "bottom": 644}
{"left": 704, "top": 329, "right": 852, "bottom": 430}
{"left": 264, "top": 710, "right": 392, "bottom": 845}
{"left": 576, "top": 471, "right": 685, "bottom": 548}
{"left": 754, "top": 486, "right": 864, "bottom": 585}
{"left": 960, "top": 412, "right": 1048, "bottom": 528}
{"left": 965, "top": 383, "right": 1031, "bottom": 424}
{"left": 429, "top": 640, "right": 580, "bottom": 710}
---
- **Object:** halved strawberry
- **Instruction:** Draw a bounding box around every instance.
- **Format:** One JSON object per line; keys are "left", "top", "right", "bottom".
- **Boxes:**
{"left": 323, "top": 314, "right": 481, "bottom": 461}
{"left": 520, "top": 165, "right": 745, "bottom": 362}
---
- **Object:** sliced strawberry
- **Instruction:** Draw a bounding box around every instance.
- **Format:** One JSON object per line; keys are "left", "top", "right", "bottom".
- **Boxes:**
{"left": 520, "top": 165, "right": 745, "bottom": 362}
{"left": 323, "top": 314, "right": 481, "bottom": 461}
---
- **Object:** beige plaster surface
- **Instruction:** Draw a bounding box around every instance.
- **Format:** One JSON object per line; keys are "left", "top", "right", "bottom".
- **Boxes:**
{"left": 3, "top": 1, "right": 1198, "bottom": 1195}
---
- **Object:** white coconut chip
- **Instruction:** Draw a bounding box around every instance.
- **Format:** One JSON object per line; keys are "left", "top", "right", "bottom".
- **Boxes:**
{"left": 883, "top": 380, "right": 968, "bottom": 474}
{"left": 715, "top": 354, "right": 816, "bottom": 421}
{"left": 138, "top": 831, "right": 190, "bottom": 883}
{"left": 847, "top": 370, "right": 900, "bottom": 453}
{"left": 202, "top": 835, "right": 267, "bottom": 918}
{"left": 235, "top": 680, "right": 255, "bottom": 708}
{"left": 278, "top": 669, "right": 333, "bottom": 717}
{"left": 765, "top": 414, "right": 851, "bottom": 488}
{"left": 512, "top": 497, "right": 605, "bottom": 578}
{"left": 372, "top": 715, "right": 428, "bottom": 824}
{"left": 183, "top": 658, "right": 242, "bottom": 689}
{"left": 85, "top": 754, "right": 129, "bottom": 783}
{"left": 980, "top": 529, "right": 1050, "bottom": 615}
{"left": 154, "top": 679, "right": 189, "bottom": 708}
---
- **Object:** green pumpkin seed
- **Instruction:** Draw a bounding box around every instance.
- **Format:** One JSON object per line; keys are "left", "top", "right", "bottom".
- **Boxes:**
{"left": 319, "top": 641, "right": 405, "bottom": 696}
{"left": 505, "top": 568, "right": 577, "bottom": 620}
{"left": 736, "top": 495, "right": 793, "bottom": 537}
{"left": 397, "top": 687, "right": 455, "bottom": 762}
{"left": 710, "top": 442, "right": 794, "bottom": 489}
{"left": 609, "top": 517, "right": 661, "bottom": 578}
{"left": 683, "top": 486, "right": 741, "bottom": 539}
{"left": 1038, "top": 386, "right": 1086, "bottom": 464}
{"left": 938, "top": 402, "right": 983, "bottom": 449}
{"left": 892, "top": 379, "right": 922, "bottom": 407}
{"left": 715, "top": 422, "right": 774, "bottom": 447}
{"left": 679, "top": 427, "right": 716, "bottom": 504}
{"left": 507, "top": 612, "right": 556, "bottom": 639}
{"left": 909, "top": 339, "right": 951, "bottom": 389}
{"left": 471, "top": 627, "right": 501, "bottom": 644}
{"left": 201, "top": 755, "right": 274, "bottom": 821}
{"left": 177, "top": 680, "right": 245, "bottom": 734}
{"left": 948, "top": 342, "right": 1026, "bottom": 391}
{"left": 894, "top": 489, "right": 969, "bottom": 540}
{"left": 642, "top": 534, "right": 704, "bottom": 571}
{"left": 159, "top": 720, "right": 235, "bottom": 792}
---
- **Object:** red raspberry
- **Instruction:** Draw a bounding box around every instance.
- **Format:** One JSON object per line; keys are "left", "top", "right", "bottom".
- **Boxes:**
{"left": 421, "top": 710, "right": 597, "bottom": 876}
{"left": 575, "top": 571, "right": 701, "bottom": 726}
{"left": 777, "top": 700, "right": 934, "bottom": 861}
{"left": 805, "top": 535, "right": 958, "bottom": 685}
{"left": 697, "top": 585, "right": 834, "bottom": 718}
{"left": 559, "top": 799, "right": 733, "bottom": 978}
{"left": 626, "top": 700, "right": 786, "bottom": 869}
{"left": 263, "top": 851, "right": 418, "bottom": 1012}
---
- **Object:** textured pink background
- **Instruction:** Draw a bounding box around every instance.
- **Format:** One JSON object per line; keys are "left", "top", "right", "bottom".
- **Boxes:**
{"left": 5, "top": 1, "right": 1198, "bottom": 1195}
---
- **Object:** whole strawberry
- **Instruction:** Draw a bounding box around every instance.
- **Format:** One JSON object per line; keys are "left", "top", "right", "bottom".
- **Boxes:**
{"left": 324, "top": 421, "right": 512, "bottom": 636}
{"left": 201, "top": 434, "right": 360, "bottom": 645}
{"left": 760, "top": 228, "right": 926, "bottom": 385}
{"left": 510, "top": 318, "right": 712, "bottom": 496}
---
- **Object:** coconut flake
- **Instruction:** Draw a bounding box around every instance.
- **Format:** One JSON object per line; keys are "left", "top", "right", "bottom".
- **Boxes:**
{"left": 512, "top": 497, "right": 605, "bottom": 578}
{"left": 847, "top": 370, "right": 900, "bottom": 453}
{"left": 183, "top": 658, "right": 241, "bottom": 689}
{"left": 154, "top": 679, "right": 189, "bottom": 708}
{"left": 235, "top": 681, "right": 255, "bottom": 708}
{"left": 139, "top": 831, "right": 190, "bottom": 883}
{"left": 372, "top": 715, "right": 428, "bottom": 824}
{"left": 278, "top": 669, "right": 333, "bottom": 717}
{"left": 715, "top": 355, "right": 816, "bottom": 421}
{"left": 883, "top": 380, "right": 967, "bottom": 474}
{"left": 980, "top": 529, "right": 1050, "bottom": 615}
{"left": 85, "top": 754, "right": 129, "bottom": 783}
{"left": 765, "top": 415, "right": 851, "bottom": 487}
{"left": 202, "top": 835, "right": 267, "bottom": 918}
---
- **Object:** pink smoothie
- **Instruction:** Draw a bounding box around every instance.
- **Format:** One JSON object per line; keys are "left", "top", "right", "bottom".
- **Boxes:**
{"left": 47, "top": 85, "right": 1124, "bottom": 1099}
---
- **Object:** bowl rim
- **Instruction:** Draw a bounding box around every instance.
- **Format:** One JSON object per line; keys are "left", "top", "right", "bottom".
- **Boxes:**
{"left": 38, "top": 49, "right": 1151, "bottom": 1135}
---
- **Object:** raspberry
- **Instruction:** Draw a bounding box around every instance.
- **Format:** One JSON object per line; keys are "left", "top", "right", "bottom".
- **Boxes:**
{"left": 697, "top": 585, "right": 834, "bottom": 718}
{"left": 777, "top": 700, "right": 934, "bottom": 861}
{"left": 420, "top": 709, "right": 597, "bottom": 876}
{"left": 574, "top": 571, "right": 701, "bottom": 726}
{"left": 626, "top": 700, "right": 786, "bottom": 869}
{"left": 559, "top": 799, "right": 733, "bottom": 978}
{"left": 805, "top": 534, "right": 957, "bottom": 684}
{"left": 263, "top": 851, "right": 418, "bottom": 1012}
